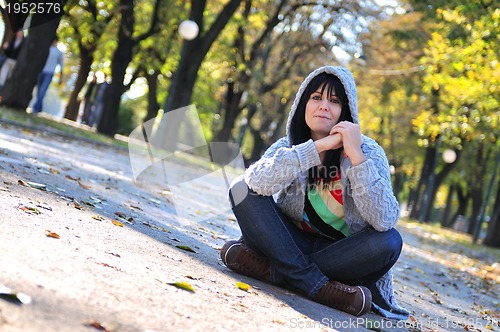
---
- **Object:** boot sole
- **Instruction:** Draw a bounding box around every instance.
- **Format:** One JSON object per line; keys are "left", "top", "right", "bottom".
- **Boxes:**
{"left": 221, "top": 241, "right": 241, "bottom": 266}
{"left": 355, "top": 286, "right": 372, "bottom": 316}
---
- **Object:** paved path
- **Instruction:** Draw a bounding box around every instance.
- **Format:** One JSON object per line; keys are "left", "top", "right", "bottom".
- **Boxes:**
{"left": 0, "top": 117, "right": 499, "bottom": 331}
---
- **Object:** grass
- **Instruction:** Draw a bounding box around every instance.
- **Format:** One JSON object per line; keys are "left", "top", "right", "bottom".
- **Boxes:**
{"left": 399, "top": 218, "right": 500, "bottom": 262}
{"left": 0, "top": 106, "right": 245, "bottom": 175}
{"left": 0, "top": 107, "right": 127, "bottom": 149}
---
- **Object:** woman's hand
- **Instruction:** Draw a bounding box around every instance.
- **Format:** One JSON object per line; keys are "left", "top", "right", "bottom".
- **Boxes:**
{"left": 314, "top": 133, "right": 343, "bottom": 154}
{"left": 330, "top": 121, "right": 366, "bottom": 166}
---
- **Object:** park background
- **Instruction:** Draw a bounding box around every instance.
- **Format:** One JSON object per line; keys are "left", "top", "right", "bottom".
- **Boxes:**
{"left": 0, "top": 1, "right": 499, "bottom": 248}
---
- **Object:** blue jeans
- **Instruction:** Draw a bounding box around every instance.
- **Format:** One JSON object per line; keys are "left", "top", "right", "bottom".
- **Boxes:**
{"left": 229, "top": 179, "right": 402, "bottom": 299}
{"left": 33, "top": 72, "right": 54, "bottom": 113}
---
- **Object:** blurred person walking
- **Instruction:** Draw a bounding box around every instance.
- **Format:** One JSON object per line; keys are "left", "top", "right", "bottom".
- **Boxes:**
{"left": 32, "top": 37, "right": 64, "bottom": 114}
{"left": 81, "top": 74, "right": 98, "bottom": 125}
{"left": 89, "top": 77, "right": 109, "bottom": 127}
{"left": 0, "top": 31, "right": 25, "bottom": 93}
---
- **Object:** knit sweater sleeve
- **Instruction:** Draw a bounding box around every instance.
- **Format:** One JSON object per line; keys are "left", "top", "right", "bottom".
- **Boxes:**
{"left": 346, "top": 137, "right": 399, "bottom": 232}
{"left": 244, "top": 137, "right": 320, "bottom": 196}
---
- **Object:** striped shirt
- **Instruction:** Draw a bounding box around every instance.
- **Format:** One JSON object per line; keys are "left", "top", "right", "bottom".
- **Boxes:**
{"left": 301, "top": 172, "right": 351, "bottom": 239}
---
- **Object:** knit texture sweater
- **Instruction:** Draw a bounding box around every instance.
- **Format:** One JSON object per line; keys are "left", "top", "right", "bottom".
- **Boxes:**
{"left": 241, "top": 66, "right": 410, "bottom": 320}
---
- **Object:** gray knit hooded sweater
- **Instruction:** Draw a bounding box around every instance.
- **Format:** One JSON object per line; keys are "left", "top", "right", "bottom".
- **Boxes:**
{"left": 240, "top": 66, "right": 410, "bottom": 320}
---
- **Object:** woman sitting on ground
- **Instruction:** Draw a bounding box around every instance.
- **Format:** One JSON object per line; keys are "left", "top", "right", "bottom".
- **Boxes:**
{"left": 221, "top": 66, "right": 409, "bottom": 319}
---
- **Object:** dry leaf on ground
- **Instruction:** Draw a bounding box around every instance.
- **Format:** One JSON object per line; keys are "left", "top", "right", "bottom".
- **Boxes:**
{"left": 168, "top": 281, "right": 195, "bottom": 292}
{"left": 236, "top": 282, "right": 250, "bottom": 291}
{"left": 44, "top": 230, "right": 60, "bottom": 239}
{"left": 176, "top": 245, "right": 197, "bottom": 253}
{"left": 111, "top": 220, "right": 124, "bottom": 227}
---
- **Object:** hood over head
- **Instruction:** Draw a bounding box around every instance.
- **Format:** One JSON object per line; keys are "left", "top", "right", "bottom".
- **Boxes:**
{"left": 285, "top": 66, "right": 359, "bottom": 141}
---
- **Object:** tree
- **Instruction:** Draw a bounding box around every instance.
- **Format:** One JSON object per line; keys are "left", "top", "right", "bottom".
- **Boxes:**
{"left": 483, "top": 178, "right": 500, "bottom": 248}
{"left": 0, "top": 1, "right": 29, "bottom": 45}
{"left": 350, "top": 8, "right": 430, "bottom": 206}
{"left": 214, "top": 0, "right": 391, "bottom": 145}
{"left": 61, "top": 0, "right": 116, "bottom": 120}
{"left": 411, "top": 5, "right": 499, "bottom": 225}
{"left": 1, "top": 14, "right": 61, "bottom": 108}
{"left": 152, "top": 0, "right": 244, "bottom": 148}
{"left": 97, "top": 0, "right": 163, "bottom": 136}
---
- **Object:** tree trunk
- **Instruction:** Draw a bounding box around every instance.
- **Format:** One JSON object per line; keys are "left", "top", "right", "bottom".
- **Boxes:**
{"left": 423, "top": 150, "right": 459, "bottom": 221}
{"left": 441, "top": 184, "right": 455, "bottom": 227}
{"left": 1, "top": 15, "right": 60, "bottom": 109}
{"left": 97, "top": 0, "right": 162, "bottom": 136}
{"left": 142, "top": 70, "right": 161, "bottom": 123}
{"left": 0, "top": 5, "right": 30, "bottom": 44}
{"left": 483, "top": 181, "right": 500, "bottom": 248}
{"left": 448, "top": 184, "right": 469, "bottom": 229}
{"left": 64, "top": 45, "right": 94, "bottom": 121}
{"left": 214, "top": 80, "right": 246, "bottom": 143}
{"left": 410, "top": 85, "right": 440, "bottom": 219}
{"left": 97, "top": 0, "right": 135, "bottom": 136}
{"left": 249, "top": 126, "right": 265, "bottom": 163}
{"left": 392, "top": 171, "right": 405, "bottom": 200}
{"left": 409, "top": 145, "right": 436, "bottom": 219}
{"left": 467, "top": 146, "right": 486, "bottom": 234}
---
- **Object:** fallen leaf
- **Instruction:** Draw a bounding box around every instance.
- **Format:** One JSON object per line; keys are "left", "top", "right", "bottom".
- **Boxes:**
{"left": 65, "top": 175, "right": 78, "bottom": 181}
{"left": 44, "top": 230, "right": 60, "bottom": 239}
{"left": 114, "top": 212, "right": 133, "bottom": 224}
{"left": 168, "top": 281, "right": 194, "bottom": 292}
{"left": 17, "top": 203, "right": 40, "bottom": 215}
{"left": 60, "top": 195, "right": 73, "bottom": 202}
{"left": 38, "top": 168, "right": 51, "bottom": 175}
{"left": 97, "top": 262, "right": 121, "bottom": 271}
{"left": 85, "top": 320, "right": 112, "bottom": 331}
{"left": 36, "top": 202, "right": 52, "bottom": 211}
{"left": 18, "top": 180, "right": 47, "bottom": 191}
{"left": 176, "top": 245, "right": 196, "bottom": 253}
{"left": 78, "top": 181, "right": 91, "bottom": 190}
{"left": 149, "top": 198, "right": 162, "bottom": 205}
{"left": 111, "top": 220, "right": 124, "bottom": 227}
{"left": 73, "top": 199, "right": 82, "bottom": 210}
{"left": 114, "top": 212, "right": 127, "bottom": 218}
{"left": 88, "top": 196, "right": 102, "bottom": 204}
{"left": 236, "top": 282, "right": 250, "bottom": 291}
{"left": 0, "top": 285, "right": 32, "bottom": 305}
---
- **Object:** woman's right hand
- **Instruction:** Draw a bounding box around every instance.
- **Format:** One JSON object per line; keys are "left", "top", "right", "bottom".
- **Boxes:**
{"left": 314, "top": 133, "right": 343, "bottom": 154}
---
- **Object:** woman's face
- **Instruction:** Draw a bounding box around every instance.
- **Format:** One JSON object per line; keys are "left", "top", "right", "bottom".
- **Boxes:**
{"left": 305, "top": 83, "right": 342, "bottom": 140}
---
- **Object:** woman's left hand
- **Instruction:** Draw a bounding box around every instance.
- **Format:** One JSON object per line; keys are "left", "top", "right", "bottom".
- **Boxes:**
{"left": 330, "top": 121, "right": 366, "bottom": 166}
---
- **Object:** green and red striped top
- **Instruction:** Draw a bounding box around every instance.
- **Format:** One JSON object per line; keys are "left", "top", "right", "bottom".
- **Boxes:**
{"left": 301, "top": 172, "right": 351, "bottom": 239}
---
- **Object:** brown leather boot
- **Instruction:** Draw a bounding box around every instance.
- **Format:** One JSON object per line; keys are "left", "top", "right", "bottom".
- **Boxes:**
{"left": 220, "top": 240, "right": 270, "bottom": 282}
{"left": 314, "top": 281, "right": 372, "bottom": 316}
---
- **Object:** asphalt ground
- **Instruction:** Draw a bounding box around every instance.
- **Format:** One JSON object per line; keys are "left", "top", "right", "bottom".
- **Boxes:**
{"left": 0, "top": 116, "right": 499, "bottom": 332}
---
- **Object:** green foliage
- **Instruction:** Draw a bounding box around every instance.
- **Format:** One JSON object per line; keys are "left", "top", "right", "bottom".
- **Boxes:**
{"left": 414, "top": 7, "right": 499, "bottom": 149}
{"left": 117, "top": 95, "right": 147, "bottom": 136}
{"left": 354, "top": 10, "right": 428, "bottom": 194}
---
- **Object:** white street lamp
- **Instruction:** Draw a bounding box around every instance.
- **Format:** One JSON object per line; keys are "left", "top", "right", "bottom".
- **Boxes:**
{"left": 442, "top": 149, "right": 457, "bottom": 164}
{"left": 178, "top": 20, "right": 199, "bottom": 40}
